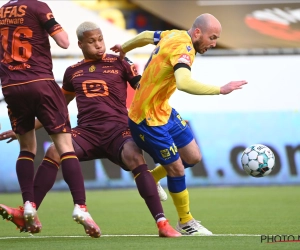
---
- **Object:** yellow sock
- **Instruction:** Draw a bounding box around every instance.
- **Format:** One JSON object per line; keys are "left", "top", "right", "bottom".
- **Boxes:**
{"left": 169, "top": 189, "right": 193, "bottom": 224}
{"left": 150, "top": 165, "right": 167, "bottom": 183}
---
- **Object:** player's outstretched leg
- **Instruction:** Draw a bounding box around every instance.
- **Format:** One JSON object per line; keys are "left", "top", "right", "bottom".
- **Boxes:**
{"left": 23, "top": 201, "right": 42, "bottom": 234}
{"left": 175, "top": 219, "right": 212, "bottom": 235}
{"left": 72, "top": 204, "right": 101, "bottom": 238}
{"left": 0, "top": 204, "right": 27, "bottom": 232}
{"left": 156, "top": 182, "right": 168, "bottom": 201}
{"left": 157, "top": 220, "right": 181, "bottom": 237}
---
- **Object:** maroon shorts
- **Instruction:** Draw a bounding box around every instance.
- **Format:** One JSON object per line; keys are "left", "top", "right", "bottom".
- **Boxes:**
{"left": 2, "top": 80, "right": 71, "bottom": 135}
{"left": 71, "top": 122, "right": 133, "bottom": 170}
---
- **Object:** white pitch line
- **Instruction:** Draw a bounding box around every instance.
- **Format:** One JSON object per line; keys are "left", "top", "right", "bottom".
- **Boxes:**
{"left": 0, "top": 234, "right": 262, "bottom": 240}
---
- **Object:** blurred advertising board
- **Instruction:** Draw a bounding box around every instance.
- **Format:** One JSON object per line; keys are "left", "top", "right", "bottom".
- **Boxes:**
{"left": 0, "top": 110, "right": 299, "bottom": 192}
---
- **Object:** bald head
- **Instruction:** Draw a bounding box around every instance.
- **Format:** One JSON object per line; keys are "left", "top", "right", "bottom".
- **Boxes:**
{"left": 191, "top": 13, "right": 221, "bottom": 33}
{"left": 188, "top": 13, "right": 222, "bottom": 54}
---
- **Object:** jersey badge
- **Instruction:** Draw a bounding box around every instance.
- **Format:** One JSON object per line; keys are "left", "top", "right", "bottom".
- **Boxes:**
{"left": 89, "top": 65, "right": 96, "bottom": 72}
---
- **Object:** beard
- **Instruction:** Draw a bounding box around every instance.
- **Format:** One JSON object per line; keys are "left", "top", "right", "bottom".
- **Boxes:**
{"left": 193, "top": 35, "right": 204, "bottom": 54}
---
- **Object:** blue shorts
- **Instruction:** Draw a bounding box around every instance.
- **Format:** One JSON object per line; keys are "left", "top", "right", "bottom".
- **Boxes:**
{"left": 128, "top": 108, "right": 194, "bottom": 165}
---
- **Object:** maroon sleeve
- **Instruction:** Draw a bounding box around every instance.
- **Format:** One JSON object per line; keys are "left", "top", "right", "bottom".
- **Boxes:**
{"left": 62, "top": 68, "right": 75, "bottom": 93}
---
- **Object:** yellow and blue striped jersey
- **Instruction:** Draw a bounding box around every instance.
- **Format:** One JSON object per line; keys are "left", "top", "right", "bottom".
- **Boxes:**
{"left": 128, "top": 30, "right": 196, "bottom": 126}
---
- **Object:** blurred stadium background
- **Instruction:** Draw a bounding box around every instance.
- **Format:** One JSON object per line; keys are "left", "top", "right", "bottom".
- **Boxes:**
{"left": 1, "top": 0, "right": 300, "bottom": 192}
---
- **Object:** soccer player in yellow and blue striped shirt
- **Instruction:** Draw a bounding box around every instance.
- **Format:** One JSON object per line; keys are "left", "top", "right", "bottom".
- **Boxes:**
{"left": 111, "top": 13, "right": 247, "bottom": 235}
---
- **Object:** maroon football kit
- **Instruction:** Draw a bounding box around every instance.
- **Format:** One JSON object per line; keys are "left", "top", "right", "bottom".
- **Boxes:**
{"left": 0, "top": 1, "right": 102, "bottom": 236}
{"left": 62, "top": 54, "right": 141, "bottom": 168}
{"left": 0, "top": 0, "right": 70, "bottom": 135}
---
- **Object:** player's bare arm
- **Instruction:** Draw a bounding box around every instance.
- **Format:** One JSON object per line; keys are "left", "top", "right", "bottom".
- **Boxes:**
{"left": 52, "top": 30, "right": 70, "bottom": 49}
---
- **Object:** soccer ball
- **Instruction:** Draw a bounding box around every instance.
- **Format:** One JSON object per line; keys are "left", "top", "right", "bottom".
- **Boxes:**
{"left": 241, "top": 144, "right": 275, "bottom": 177}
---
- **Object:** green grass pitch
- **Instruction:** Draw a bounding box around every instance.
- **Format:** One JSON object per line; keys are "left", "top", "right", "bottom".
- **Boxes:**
{"left": 0, "top": 186, "right": 300, "bottom": 250}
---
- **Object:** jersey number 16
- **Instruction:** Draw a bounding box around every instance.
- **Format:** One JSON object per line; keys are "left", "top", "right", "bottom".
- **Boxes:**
{"left": 0, "top": 26, "right": 33, "bottom": 63}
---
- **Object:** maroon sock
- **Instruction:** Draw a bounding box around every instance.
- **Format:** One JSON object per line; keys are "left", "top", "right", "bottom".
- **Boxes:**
{"left": 16, "top": 151, "right": 35, "bottom": 204}
{"left": 33, "top": 157, "right": 59, "bottom": 210}
{"left": 132, "top": 164, "right": 165, "bottom": 222}
{"left": 60, "top": 152, "right": 85, "bottom": 205}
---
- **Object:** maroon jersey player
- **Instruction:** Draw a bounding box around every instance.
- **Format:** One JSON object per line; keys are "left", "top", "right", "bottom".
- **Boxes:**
{"left": 0, "top": 0, "right": 100, "bottom": 237}
{"left": 61, "top": 54, "right": 139, "bottom": 164}
{"left": 0, "top": 21, "right": 181, "bottom": 237}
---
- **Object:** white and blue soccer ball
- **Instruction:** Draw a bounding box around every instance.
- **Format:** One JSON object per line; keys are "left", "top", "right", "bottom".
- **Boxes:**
{"left": 241, "top": 144, "right": 275, "bottom": 178}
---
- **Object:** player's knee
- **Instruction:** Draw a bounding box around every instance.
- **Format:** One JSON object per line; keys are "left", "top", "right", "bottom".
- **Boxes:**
{"left": 45, "top": 143, "right": 60, "bottom": 162}
{"left": 165, "top": 162, "right": 185, "bottom": 176}
{"left": 167, "top": 167, "right": 185, "bottom": 176}
{"left": 186, "top": 152, "right": 202, "bottom": 165}
{"left": 122, "top": 141, "right": 144, "bottom": 168}
{"left": 182, "top": 154, "right": 202, "bottom": 168}
{"left": 123, "top": 152, "right": 144, "bottom": 170}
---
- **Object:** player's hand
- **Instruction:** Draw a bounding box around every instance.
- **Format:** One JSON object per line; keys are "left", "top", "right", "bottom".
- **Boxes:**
{"left": 220, "top": 80, "right": 248, "bottom": 95}
{"left": 0, "top": 130, "right": 17, "bottom": 143}
{"left": 110, "top": 44, "right": 126, "bottom": 60}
